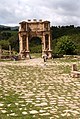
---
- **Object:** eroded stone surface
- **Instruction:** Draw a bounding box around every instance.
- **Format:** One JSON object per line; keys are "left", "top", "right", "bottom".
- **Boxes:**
{"left": 0, "top": 58, "right": 80, "bottom": 118}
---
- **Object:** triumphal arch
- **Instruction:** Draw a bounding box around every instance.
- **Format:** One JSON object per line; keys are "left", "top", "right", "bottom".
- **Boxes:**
{"left": 18, "top": 19, "right": 52, "bottom": 59}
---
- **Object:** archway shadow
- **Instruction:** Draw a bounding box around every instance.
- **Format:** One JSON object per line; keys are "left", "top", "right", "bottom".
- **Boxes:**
{"left": 29, "top": 37, "right": 42, "bottom": 59}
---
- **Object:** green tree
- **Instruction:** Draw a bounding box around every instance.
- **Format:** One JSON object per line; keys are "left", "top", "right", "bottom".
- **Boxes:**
{"left": 70, "top": 34, "right": 80, "bottom": 54}
{"left": 55, "top": 36, "right": 76, "bottom": 55}
{"left": 8, "top": 35, "right": 19, "bottom": 52}
{"left": 0, "top": 40, "right": 9, "bottom": 50}
{"left": 0, "top": 31, "right": 11, "bottom": 40}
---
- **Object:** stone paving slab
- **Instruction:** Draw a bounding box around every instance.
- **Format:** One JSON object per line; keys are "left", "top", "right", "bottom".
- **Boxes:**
{"left": 0, "top": 58, "right": 80, "bottom": 119}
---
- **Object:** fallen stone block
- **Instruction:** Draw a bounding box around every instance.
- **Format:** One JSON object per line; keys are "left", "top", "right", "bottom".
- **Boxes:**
{"left": 71, "top": 71, "right": 80, "bottom": 78}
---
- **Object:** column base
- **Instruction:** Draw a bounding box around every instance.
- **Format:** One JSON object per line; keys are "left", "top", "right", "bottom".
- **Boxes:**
{"left": 42, "top": 50, "right": 47, "bottom": 58}
{"left": 42, "top": 50, "right": 52, "bottom": 59}
{"left": 25, "top": 51, "right": 31, "bottom": 59}
{"left": 48, "top": 50, "right": 52, "bottom": 59}
{"left": 19, "top": 51, "right": 31, "bottom": 59}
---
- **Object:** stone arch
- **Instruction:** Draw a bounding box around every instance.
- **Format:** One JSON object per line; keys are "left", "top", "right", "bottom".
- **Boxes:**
{"left": 18, "top": 19, "right": 52, "bottom": 59}
{"left": 29, "top": 36, "right": 42, "bottom": 53}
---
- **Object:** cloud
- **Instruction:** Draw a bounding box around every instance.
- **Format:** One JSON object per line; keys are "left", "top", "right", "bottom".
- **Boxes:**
{"left": 0, "top": 0, "right": 80, "bottom": 26}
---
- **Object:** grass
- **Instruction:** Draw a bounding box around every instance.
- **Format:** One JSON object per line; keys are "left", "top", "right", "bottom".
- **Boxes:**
{"left": 30, "top": 53, "right": 42, "bottom": 58}
{"left": 0, "top": 57, "right": 80, "bottom": 119}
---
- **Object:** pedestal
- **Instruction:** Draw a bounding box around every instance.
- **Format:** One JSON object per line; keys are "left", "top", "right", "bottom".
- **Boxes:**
{"left": 20, "top": 50, "right": 31, "bottom": 59}
{"left": 25, "top": 51, "right": 31, "bottom": 59}
{"left": 42, "top": 50, "right": 47, "bottom": 58}
{"left": 48, "top": 50, "right": 52, "bottom": 59}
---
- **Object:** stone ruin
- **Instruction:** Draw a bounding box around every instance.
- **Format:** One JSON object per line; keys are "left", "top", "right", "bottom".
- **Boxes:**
{"left": 71, "top": 64, "right": 80, "bottom": 78}
{"left": 18, "top": 19, "right": 52, "bottom": 59}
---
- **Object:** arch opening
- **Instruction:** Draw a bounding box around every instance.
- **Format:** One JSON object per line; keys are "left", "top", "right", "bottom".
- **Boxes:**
{"left": 19, "top": 20, "right": 52, "bottom": 59}
{"left": 29, "top": 37, "right": 42, "bottom": 58}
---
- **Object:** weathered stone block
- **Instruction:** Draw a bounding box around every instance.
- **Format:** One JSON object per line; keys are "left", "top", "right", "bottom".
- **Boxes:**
{"left": 71, "top": 71, "right": 80, "bottom": 78}
{"left": 71, "top": 64, "right": 80, "bottom": 78}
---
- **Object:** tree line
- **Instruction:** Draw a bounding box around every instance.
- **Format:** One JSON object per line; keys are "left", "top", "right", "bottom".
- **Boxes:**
{"left": 51, "top": 25, "right": 80, "bottom": 55}
{"left": 0, "top": 25, "right": 80, "bottom": 55}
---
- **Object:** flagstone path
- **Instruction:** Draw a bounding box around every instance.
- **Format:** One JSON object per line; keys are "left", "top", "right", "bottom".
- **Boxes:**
{"left": 0, "top": 58, "right": 80, "bottom": 119}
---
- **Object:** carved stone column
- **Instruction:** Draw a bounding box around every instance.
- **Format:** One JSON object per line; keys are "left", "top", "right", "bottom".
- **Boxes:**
{"left": 0, "top": 45, "right": 2, "bottom": 59}
{"left": 19, "top": 35, "right": 23, "bottom": 53}
{"left": 41, "top": 37, "right": 44, "bottom": 58}
{"left": 48, "top": 35, "right": 51, "bottom": 50}
{"left": 42, "top": 35, "right": 47, "bottom": 57}
{"left": 19, "top": 34, "right": 23, "bottom": 58}
{"left": 9, "top": 45, "right": 11, "bottom": 56}
{"left": 26, "top": 36, "right": 30, "bottom": 58}
{"left": 26, "top": 36, "right": 29, "bottom": 51}
{"left": 43, "top": 35, "right": 46, "bottom": 50}
{"left": 48, "top": 34, "right": 52, "bottom": 58}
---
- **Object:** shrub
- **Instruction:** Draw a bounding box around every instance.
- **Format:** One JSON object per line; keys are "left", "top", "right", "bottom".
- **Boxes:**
{"left": 54, "top": 36, "right": 76, "bottom": 55}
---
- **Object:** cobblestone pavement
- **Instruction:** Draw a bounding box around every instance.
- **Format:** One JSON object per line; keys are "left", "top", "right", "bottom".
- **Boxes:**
{"left": 0, "top": 58, "right": 80, "bottom": 119}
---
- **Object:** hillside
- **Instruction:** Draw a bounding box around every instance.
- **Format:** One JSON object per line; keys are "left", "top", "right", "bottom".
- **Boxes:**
{"left": 0, "top": 25, "right": 80, "bottom": 54}
{"left": 51, "top": 25, "right": 80, "bottom": 39}
{"left": 0, "top": 25, "right": 19, "bottom": 52}
{"left": 0, "top": 25, "right": 18, "bottom": 31}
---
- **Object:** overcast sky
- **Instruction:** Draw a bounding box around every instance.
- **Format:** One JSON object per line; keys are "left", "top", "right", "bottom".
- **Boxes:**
{"left": 0, "top": 0, "right": 80, "bottom": 26}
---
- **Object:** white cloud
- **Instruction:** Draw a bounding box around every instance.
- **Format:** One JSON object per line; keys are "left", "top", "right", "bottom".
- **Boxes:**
{"left": 0, "top": 0, "right": 80, "bottom": 26}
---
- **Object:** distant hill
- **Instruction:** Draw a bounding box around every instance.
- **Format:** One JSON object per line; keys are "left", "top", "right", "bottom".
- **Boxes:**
{"left": 0, "top": 25, "right": 19, "bottom": 52}
{"left": 51, "top": 25, "right": 80, "bottom": 39}
{"left": 0, "top": 25, "right": 19, "bottom": 31}
{"left": 10, "top": 26, "right": 19, "bottom": 31}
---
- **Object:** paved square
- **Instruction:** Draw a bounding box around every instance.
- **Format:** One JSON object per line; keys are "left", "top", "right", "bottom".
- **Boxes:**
{"left": 0, "top": 58, "right": 80, "bottom": 119}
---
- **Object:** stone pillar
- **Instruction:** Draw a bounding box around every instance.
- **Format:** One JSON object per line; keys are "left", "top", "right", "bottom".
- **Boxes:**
{"left": 9, "top": 45, "right": 11, "bottom": 56}
{"left": 48, "top": 34, "right": 52, "bottom": 58}
{"left": 19, "top": 35, "right": 23, "bottom": 53}
{"left": 0, "top": 45, "right": 2, "bottom": 59}
{"left": 48, "top": 35, "right": 51, "bottom": 50}
{"left": 43, "top": 35, "right": 46, "bottom": 50}
{"left": 41, "top": 37, "right": 44, "bottom": 58}
{"left": 26, "top": 36, "right": 30, "bottom": 58}
{"left": 26, "top": 36, "right": 29, "bottom": 51}
{"left": 19, "top": 34, "right": 23, "bottom": 58}
{"left": 42, "top": 35, "right": 46, "bottom": 57}
{"left": 72, "top": 64, "right": 77, "bottom": 71}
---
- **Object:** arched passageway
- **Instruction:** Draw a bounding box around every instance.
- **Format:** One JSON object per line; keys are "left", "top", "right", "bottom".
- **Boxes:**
{"left": 18, "top": 19, "right": 52, "bottom": 59}
{"left": 29, "top": 37, "right": 42, "bottom": 57}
